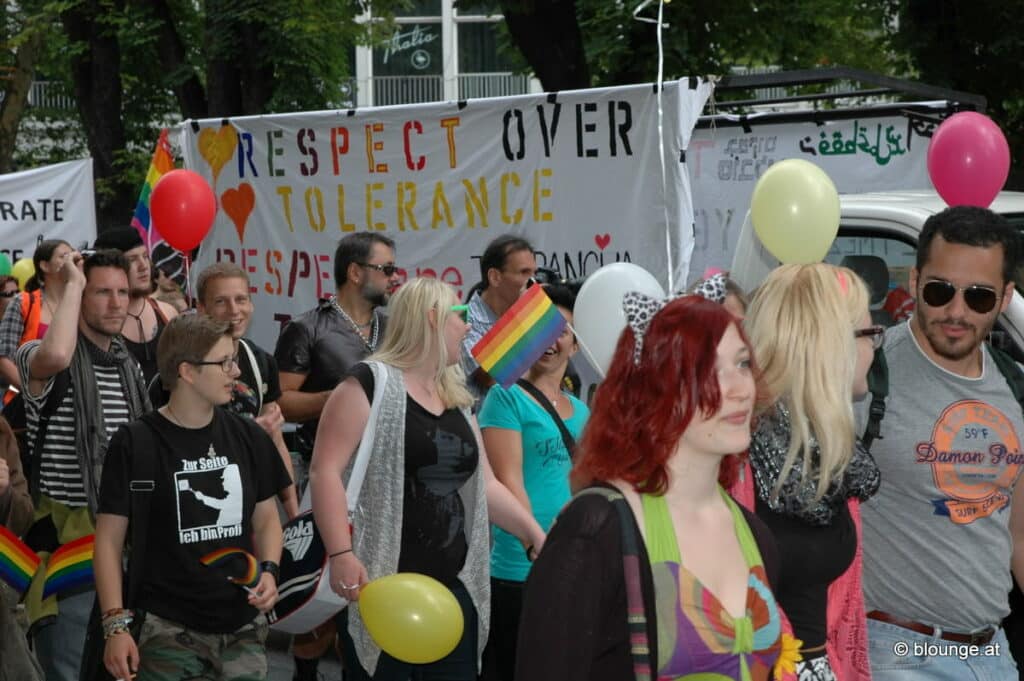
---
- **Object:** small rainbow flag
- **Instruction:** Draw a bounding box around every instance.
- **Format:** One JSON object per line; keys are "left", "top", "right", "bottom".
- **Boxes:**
{"left": 0, "top": 525, "right": 40, "bottom": 593}
{"left": 200, "top": 548, "right": 259, "bottom": 587}
{"left": 471, "top": 284, "right": 567, "bottom": 389}
{"left": 130, "top": 128, "right": 175, "bottom": 252}
{"left": 42, "top": 534, "right": 94, "bottom": 599}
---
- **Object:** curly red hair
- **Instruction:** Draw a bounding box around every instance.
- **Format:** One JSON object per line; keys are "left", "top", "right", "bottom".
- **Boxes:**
{"left": 572, "top": 295, "right": 758, "bottom": 495}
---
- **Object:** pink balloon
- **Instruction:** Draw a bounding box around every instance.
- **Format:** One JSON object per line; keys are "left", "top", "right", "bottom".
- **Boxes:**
{"left": 150, "top": 169, "right": 217, "bottom": 252}
{"left": 927, "top": 112, "right": 1010, "bottom": 208}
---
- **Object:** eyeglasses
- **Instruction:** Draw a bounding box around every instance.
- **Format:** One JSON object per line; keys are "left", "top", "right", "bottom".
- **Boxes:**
{"left": 854, "top": 325, "right": 885, "bottom": 350}
{"left": 451, "top": 304, "right": 469, "bottom": 322}
{"left": 189, "top": 355, "right": 239, "bottom": 373}
{"left": 0, "top": 290, "right": 17, "bottom": 298}
{"left": 359, "top": 263, "right": 399, "bottom": 277}
{"left": 921, "top": 280, "right": 999, "bottom": 314}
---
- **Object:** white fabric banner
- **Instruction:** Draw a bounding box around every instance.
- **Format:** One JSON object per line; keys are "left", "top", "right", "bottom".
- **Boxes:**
{"left": 0, "top": 159, "right": 96, "bottom": 262}
{"left": 687, "top": 105, "right": 940, "bottom": 280}
{"left": 178, "top": 80, "right": 712, "bottom": 349}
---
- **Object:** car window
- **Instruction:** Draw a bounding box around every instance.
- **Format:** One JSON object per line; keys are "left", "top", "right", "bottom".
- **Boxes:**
{"left": 825, "top": 231, "right": 916, "bottom": 327}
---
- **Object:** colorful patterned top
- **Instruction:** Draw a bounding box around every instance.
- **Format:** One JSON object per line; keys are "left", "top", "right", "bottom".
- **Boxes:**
{"left": 641, "top": 488, "right": 783, "bottom": 680}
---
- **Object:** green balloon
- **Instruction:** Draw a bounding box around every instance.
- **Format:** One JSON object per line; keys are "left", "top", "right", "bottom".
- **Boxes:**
{"left": 0, "top": 253, "right": 11, "bottom": 276}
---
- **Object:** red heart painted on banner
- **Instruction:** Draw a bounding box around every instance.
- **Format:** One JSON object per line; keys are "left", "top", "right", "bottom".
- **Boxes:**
{"left": 594, "top": 233, "right": 611, "bottom": 250}
{"left": 222, "top": 183, "right": 255, "bottom": 243}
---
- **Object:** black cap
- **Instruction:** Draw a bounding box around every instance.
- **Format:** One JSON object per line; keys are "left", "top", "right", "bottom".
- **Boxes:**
{"left": 94, "top": 227, "right": 144, "bottom": 252}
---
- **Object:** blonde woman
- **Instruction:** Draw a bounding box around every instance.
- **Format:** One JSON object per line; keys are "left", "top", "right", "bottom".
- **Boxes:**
{"left": 732, "top": 263, "right": 881, "bottom": 681}
{"left": 310, "top": 277, "right": 546, "bottom": 681}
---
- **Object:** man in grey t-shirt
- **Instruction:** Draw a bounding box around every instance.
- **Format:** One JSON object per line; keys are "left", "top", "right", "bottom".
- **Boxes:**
{"left": 859, "top": 206, "right": 1023, "bottom": 679}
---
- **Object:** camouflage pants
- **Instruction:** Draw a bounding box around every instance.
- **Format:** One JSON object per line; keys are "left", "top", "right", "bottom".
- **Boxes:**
{"left": 136, "top": 612, "right": 269, "bottom": 681}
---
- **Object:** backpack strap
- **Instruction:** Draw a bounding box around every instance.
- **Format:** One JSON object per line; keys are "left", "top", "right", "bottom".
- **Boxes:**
{"left": 862, "top": 346, "right": 888, "bottom": 452}
{"left": 988, "top": 344, "right": 1024, "bottom": 412}
{"left": 29, "top": 369, "right": 72, "bottom": 500}
{"left": 238, "top": 339, "right": 263, "bottom": 413}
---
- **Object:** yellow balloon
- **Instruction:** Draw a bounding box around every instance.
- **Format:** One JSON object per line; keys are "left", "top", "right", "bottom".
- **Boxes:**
{"left": 358, "top": 573, "right": 464, "bottom": 664}
{"left": 750, "top": 159, "right": 840, "bottom": 264}
{"left": 10, "top": 258, "right": 34, "bottom": 290}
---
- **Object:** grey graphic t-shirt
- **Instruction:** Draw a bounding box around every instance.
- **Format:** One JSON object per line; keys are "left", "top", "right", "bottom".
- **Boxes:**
{"left": 858, "top": 321, "right": 1024, "bottom": 630}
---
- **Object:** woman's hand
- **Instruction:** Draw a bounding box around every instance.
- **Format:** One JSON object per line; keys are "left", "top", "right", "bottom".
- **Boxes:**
{"left": 329, "top": 552, "right": 369, "bottom": 600}
{"left": 522, "top": 529, "right": 546, "bottom": 561}
{"left": 246, "top": 571, "right": 278, "bottom": 613}
{"left": 104, "top": 632, "right": 139, "bottom": 681}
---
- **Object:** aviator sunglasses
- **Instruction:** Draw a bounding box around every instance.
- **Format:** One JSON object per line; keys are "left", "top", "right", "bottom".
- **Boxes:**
{"left": 920, "top": 280, "right": 999, "bottom": 314}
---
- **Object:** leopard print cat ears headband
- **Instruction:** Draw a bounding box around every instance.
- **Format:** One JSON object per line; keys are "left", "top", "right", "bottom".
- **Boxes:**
{"left": 622, "top": 273, "right": 729, "bottom": 365}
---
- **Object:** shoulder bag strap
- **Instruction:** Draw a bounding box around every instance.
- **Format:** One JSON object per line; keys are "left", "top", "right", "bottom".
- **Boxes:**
{"left": 237, "top": 339, "right": 263, "bottom": 413}
{"left": 124, "top": 420, "right": 157, "bottom": 607}
{"left": 515, "top": 378, "right": 576, "bottom": 458}
{"left": 345, "top": 362, "right": 387, "bottom": 513}
{"left": 573, "top": 486, "right": 654, "bottom": 681}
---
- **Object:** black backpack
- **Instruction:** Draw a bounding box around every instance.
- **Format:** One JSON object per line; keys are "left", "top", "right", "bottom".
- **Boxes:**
{"left": 861, "top": 342, "right": 1024, "bottom": 452}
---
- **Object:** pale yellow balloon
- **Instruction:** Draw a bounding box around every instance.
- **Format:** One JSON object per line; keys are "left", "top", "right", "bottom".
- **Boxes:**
{"left": 359, "top": 573, "right": 464, "bottom": 664}
{"left": 750, "top": 159, "right": 840, "bottom": 264}
{"left": 10, "top": 258, "right": 34, "bottom": 291}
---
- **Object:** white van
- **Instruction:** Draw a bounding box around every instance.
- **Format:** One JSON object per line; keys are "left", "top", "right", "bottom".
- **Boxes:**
{"left": 730, "top": 190, "right": 1024, "bottom": 358}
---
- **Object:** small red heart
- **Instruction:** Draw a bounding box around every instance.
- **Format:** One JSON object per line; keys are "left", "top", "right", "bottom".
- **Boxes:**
{"left": 221, "top": 183, "right": 255, "bottom": 243}
{"left": 594, "top": 233, "right": 611, "bottom": 250}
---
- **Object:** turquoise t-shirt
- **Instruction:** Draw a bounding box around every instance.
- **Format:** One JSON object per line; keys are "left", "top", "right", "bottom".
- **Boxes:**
{"left": 478, "top": 382, "right": 589, "bottom": 581}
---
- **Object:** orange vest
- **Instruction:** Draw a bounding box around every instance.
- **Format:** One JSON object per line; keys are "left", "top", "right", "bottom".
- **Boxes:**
{"left": 3, "top": 289, "right": 42, "bottom": 405}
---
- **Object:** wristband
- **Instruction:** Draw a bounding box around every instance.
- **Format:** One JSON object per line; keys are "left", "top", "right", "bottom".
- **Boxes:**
{"left": 329, "top": 549, "right": 353, "bottom": 559}
{"left": 259, "top": 560, "right": 280, "bottom": 584}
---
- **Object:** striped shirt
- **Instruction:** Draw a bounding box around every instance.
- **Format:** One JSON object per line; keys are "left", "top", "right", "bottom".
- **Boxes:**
{"left": 16, "top": 340, "right": 133, "bottom": 507}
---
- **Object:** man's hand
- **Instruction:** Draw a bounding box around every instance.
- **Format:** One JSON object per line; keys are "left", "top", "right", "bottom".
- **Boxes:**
{"left": 254, "top": 403, "right": 285, "bottom": 435}
{"left": 246, "top": 571, "right": 278, "bottom": 612}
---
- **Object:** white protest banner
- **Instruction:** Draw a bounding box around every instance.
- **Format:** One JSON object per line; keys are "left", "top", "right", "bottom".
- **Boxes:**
{"left": 0, "top": 159, "right": 96, "bottom": 262}
{"left": 687, "top": 105, "right": 940, "bottom": 280}
{"left": 178, "top": 80, "right": 712, "bottom": 349}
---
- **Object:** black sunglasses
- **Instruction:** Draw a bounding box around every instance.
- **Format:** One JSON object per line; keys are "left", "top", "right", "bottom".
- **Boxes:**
{"left": 0, "top": 290, "right": 17, "bottom": 298}
{"left": 359, "top": 262, "right": 399, "bottom": 276}
{"left": 921, "top": 280, "right": 999, "bottom": 314}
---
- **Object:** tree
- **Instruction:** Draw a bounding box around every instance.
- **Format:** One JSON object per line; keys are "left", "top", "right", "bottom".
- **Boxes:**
{"left": 499, "top": 0, "right": 894, "bottom": 91}
{"left": 883, "top": 0, "right": 1024, "bottom": 187}
{"left": 44, "top": 0, "right": 385, "bottom": 227}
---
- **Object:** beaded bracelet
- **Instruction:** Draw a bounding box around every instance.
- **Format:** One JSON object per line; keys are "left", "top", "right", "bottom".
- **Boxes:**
{"left": 102, "top": 613, "right": 134, "bottom": 639}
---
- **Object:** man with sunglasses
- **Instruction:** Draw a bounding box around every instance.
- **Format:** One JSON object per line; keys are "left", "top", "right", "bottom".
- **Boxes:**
{"left": 859, "top": 205, "right": 1024, "bottom": 679}
{"left": 273, "top": 232, "right": 400, "bottom": 681}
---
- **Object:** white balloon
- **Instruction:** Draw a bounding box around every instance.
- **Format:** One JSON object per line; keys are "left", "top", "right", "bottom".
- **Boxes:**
{"left": 574, "top": 263, "right": 666, "bottom": 376}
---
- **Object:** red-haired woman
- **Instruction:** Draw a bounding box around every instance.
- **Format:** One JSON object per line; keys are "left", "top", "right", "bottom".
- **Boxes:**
{"left": 515, "top": 294, "right": 788, "bottom": 681}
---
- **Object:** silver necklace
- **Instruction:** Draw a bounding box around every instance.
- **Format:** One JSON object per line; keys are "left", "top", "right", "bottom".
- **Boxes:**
{"left": 331, "top": 296, "right": 378, "bottom": 351}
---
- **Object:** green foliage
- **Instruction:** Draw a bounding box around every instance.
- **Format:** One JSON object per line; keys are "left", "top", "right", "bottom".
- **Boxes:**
{"left": 578, "top": 0, "right": 895, "bottom": 87}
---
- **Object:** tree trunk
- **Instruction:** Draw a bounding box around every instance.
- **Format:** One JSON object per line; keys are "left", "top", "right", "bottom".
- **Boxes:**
{"left": 145, "top": 0, "right": 208, "bottom": 119}
{"left": 61, "top": 0, "right": 135, "bottom": 227}
{"left": 0, "top": 27, "right": 45, "bottom": 173}
{"left": 499, "top": 0, "right": 589, "bottom": 91}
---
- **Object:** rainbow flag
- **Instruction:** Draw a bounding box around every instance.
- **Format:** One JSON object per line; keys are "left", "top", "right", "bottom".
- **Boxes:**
{"left": 0, "top": 525, "right": 40, "bottom": 593}
{"left": 130, "top": 128, "right": 175, "bottom": 251}
{"left": 200, "top": 548, "right": 259, "bottom": 587}
{"left": 471, "top": 284, "right": 567, "bottom": 389}
{"left": 42, "top": 534, "right": 94, "bottom": 599}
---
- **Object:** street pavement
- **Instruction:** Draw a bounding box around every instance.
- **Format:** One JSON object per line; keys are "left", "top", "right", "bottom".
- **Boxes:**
{"left": 267, "top": 631, "right": 343, "bottom": 681}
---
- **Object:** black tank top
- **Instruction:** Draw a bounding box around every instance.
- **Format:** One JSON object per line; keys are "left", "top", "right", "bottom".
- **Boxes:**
{"left": 124, "top": 299, "right": 167, "bottom": 387}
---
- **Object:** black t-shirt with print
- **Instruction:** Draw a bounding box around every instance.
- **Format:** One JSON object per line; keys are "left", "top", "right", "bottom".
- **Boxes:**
{"left": 98, "top": 410, "right": 288, "bottom": 633}
{"left": 349, "top": 363, "right": 478, "bottom": 586}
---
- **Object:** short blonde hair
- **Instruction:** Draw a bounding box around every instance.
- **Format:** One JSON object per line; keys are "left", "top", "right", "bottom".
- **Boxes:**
{"left": 370, "top": 277, "right": 473, "bottom": 410}
{"left": 196, "top": 262, "right": 250, "bottom": 305}
{"left": 157, "top": 314, "right": 233, "bottom": 391}
{"left": 745, "top": 263, "right": 870, "bottom": 501}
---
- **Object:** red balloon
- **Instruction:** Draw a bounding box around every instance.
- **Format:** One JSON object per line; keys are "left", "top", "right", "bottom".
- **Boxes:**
{"left": 927, "top": 112, "right": 1010, "bottom": 208}
{"left": 150, "top": 169, "right": 217, "bottom": 252}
